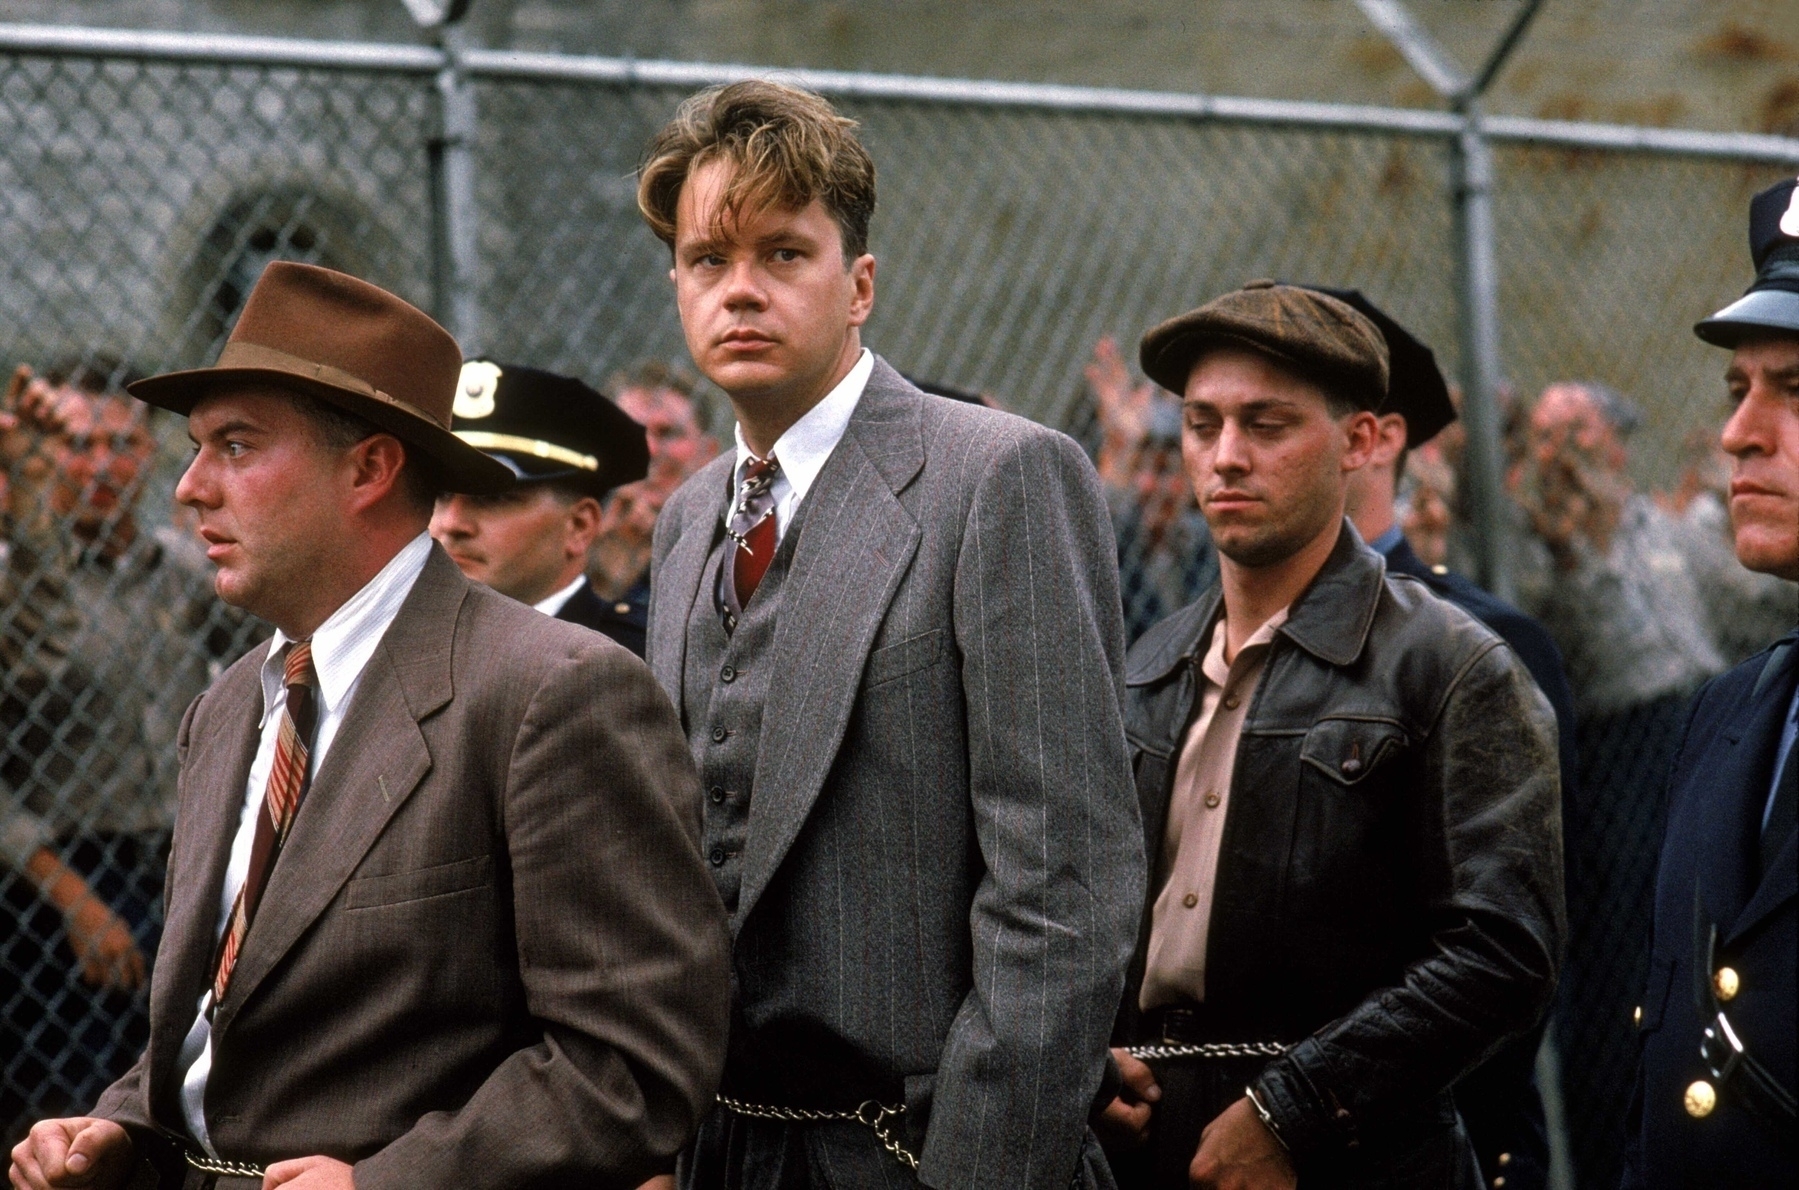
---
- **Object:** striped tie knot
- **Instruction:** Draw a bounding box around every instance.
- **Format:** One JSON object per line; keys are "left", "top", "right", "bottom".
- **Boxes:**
{"left": 283, "top": 639, "right": 316, "bottom": 690}
{"left": 718, "top": 453, "right": 782, "bottom": 631}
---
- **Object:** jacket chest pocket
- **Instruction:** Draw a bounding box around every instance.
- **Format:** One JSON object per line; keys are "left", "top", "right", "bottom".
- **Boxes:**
{"left": 1299, "top": 717, "right": 1409, "bottom": 790}
{"left": 863, "top": 628, "right": 946, "bottom": 689}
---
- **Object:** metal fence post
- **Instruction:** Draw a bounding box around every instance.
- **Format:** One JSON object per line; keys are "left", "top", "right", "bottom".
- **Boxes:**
{"left": 428, "top": 19, "right": 481, "bottom": 352}
{"left": 1450, "top": 99, "right": 1514, "bottom": 602}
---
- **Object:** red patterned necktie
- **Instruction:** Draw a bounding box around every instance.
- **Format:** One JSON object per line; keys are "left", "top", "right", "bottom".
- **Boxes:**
{"left": 717, "top": 454, "right": 780, "bottom": 633}
{"left": 210, "top": 639, "right": 318, "bottom": 1013}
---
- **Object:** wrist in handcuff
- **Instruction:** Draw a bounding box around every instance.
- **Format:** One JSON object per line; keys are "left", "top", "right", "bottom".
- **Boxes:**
{"left": 1243, "top": 1084, "right": 1290, "bottom": 1153}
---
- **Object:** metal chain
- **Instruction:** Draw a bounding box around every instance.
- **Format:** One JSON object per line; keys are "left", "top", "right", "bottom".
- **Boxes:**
{"left": 1125, "top": 1041, "right": 1290, "bottom": 1061}
{"left": 718, "top": 1094, "right": 920, "bottom": 1171}
{"left": 185, "top": 1151, "right": 269, "bottom": 1179}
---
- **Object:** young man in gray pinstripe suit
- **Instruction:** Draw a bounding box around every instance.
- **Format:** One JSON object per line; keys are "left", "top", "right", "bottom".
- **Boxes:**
{"left": 638, "top": 80, "right": 1146, "bottom": 1190}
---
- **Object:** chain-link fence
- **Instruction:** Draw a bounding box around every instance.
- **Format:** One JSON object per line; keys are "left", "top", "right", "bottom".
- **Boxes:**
{"left": 2, "top": 23, "right": 1797, "bottom": 1186}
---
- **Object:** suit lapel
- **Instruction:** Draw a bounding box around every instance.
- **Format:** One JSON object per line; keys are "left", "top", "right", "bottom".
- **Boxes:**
{"left": 209, "top": 549, "right": 464, "bottom": 1035}
{"left": 649, "top": 458, "right": 732, "bottom": 719}
{"left": 147, "top": 648, "right": 268, "bottom": 1101}
{"left": 736, "top": 363, "right": 926, "bottom": 925}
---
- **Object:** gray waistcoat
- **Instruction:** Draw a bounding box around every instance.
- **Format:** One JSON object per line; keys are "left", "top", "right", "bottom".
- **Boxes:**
{"left": 681, "top": 511, "right": 805, "bottom": 915}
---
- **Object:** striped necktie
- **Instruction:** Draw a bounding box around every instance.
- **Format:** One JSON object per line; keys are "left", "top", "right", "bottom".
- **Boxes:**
{"left": 211, "top": 639, "right": 318, "bottom": 1012}
{"left": 717, "top": 453, "right": 780, "bottom": 634}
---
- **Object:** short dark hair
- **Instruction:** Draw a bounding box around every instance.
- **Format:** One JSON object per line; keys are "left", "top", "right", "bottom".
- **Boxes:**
{"left": 637, "top": 79, "right": 877, "bottom": 260}
{"left": 289, "top": 393, "right": 442, "bottom": 513}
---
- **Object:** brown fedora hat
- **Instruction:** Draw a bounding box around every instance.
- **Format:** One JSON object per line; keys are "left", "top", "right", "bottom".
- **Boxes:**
{"left": 129, "top": 262, "right": 514, "bottom": 494}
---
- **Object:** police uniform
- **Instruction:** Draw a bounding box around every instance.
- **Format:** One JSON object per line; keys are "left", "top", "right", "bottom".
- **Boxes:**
{"left": 450, "top": 360, "right": 650, "bottom": 654}
{"left": 1310, "top": 286, "right": 1578, "bottom": 1190}
{"left": 1619, "top": 179, "right": 1799, "bottom": 1189}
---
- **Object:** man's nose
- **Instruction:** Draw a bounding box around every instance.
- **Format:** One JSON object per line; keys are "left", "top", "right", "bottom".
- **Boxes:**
{"left": 721, "top": 261, "right": 769, "bottom": 310}
{"left": 174, "top": 454, "right": 213, "bottom": 508}
{"left": 1720, "top": 389, "right": 1770, "bottom": 459}
{"left": 1213, "top": 421, "right": 1252, "bottom": 473}
{"left": 431, "top": 496, "right": 474, "bottom": 538}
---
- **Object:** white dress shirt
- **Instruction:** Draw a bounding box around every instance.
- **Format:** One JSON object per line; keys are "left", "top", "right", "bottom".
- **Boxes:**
{"left": 532, "top": 574, "right": 587, "bottom": 618}
{"left": 731, "top": 348, "right": 872, "bottom": 543}
{"left": 175, "top": 531, "right": 434, "bottom": 1152}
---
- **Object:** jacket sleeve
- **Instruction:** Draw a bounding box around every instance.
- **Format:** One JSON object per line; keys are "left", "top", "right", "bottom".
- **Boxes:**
{"left": 923, "top": 427, "right": 1147, "bottom": 1190}
{"left": 352, "top": 641, "right": 732, "bottom": 1190}
{"left": 1251, "top": 641, "right": 1566, "bottom": 1161}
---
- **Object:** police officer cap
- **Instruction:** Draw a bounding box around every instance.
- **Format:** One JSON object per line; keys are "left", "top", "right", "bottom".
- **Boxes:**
{"left": 1139, "top": 280, "right": 1389, "bottom": 414}
{"left": 1695, "top": 176, "right": 1799, "bottom": 347}
{"left": 450, "top": 360, "right": 649, "bottom": 498}
{"left": 1304, "top": 285, "right": 1456, "bottom": 448}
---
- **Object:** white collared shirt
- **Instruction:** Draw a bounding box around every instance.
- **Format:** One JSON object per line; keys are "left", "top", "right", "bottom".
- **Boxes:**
{"left": 532, "top": 574, "right": 587, "bottom": 618}
{"left": 731, "top": 348, "right": 872, "bottom": 543}
{"left": 175, "top": 531, "right": 434, "bottom": 1152}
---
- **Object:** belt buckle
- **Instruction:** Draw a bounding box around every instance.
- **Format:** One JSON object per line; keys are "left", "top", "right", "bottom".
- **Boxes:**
{"left": 1160, "top": 1006, "right": 1197, "bottom": 1046}
{"left": 1700, "top": 1010, "right": 1745, "bottom": 1083}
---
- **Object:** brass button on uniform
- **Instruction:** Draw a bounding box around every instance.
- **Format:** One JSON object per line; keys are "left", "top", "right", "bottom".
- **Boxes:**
{"left": 1633, "top": 1005, "right": 1642, "bottom": 1026}
{"left": 1182, "top": 892, "right": 1199, "bottom": 909}
{"left": 1497, "top": 1152, "right": 1511, "bottom": 1167}
{"left": 1204, "top": 792, "right": 1221, "bottom": 809}
{"left": 1684, "top": 1080, "right": 1717, "bottom": 1118}
{"left": 1714, "top": 966, "right": 1740, "bottom": 1001}
{"left": 614, "top": 602, "right": 632, "bottom": 615}
{"left": 1493, "top": 1178, "right": 1505, "bottom": 1188}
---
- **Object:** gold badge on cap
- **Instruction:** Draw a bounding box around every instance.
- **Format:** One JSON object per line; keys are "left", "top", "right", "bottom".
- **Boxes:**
{"left": 454, "top": 360, "right": 502, "bottom": 419}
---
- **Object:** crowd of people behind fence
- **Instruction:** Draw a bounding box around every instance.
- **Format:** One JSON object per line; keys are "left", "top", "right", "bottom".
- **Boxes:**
{"left": 4, "top": 77, "right": 1795, "bottom": 1190}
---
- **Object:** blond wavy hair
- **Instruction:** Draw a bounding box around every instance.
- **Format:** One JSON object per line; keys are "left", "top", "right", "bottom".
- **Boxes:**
{"left": 636, "top": 79, "right": 877, "bottom": 259}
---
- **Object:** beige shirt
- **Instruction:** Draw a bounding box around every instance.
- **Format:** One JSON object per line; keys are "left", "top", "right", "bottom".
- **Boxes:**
{"left": 1139, "top": 605, "right": 1289, "bottom": 1011}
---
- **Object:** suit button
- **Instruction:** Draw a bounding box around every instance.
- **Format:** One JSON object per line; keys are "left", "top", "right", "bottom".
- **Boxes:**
{"left": 1714, "top": 966, "right": 1740, "bottom": 1001}
{"left": 1684, "top": 1080, "right": 1717, "bottom": 1118}
{"left": 1182, "top": 892, "right": 1199, "bottom": 908}
{"left": 709, "top": 847, "right": 726, "bottom": 866}
{"left": 721, "top": 664, "right": 737, "bottom": 683}
{"left": 710, "top": 786, "right": 726, "bottom": 804}
{"left": 712, "top": 726, "right": 728, "bottom": 743}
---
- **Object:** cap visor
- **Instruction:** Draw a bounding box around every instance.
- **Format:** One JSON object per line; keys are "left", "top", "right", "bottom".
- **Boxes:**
{"left": 1694, "top": 288, "right": 1799, "bottom": 347}
{"left": 128, "top": 365, "right": 515, "bottom": 495}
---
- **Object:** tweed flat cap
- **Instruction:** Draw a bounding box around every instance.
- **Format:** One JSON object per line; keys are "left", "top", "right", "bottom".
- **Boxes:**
{"left": 1139, "top": 279, "right": 1389, "bottom": 410}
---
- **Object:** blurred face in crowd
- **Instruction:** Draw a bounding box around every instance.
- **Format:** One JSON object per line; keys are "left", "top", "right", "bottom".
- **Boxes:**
{"left": 431, "top": 483, "right": 600, "bottom": 606}
{"left": 589, "top": 478, "right": 666, "bottom": 593}
{"left": 1720, "top": 334, "right": 1799, "bottom": 580}
{"left": 1182, "top": 347, "right": 1375, "bottom": 569}
{"left": 1133, "top": 442, "right": 1195, "bottom": 544}
{"left": 175, "top": 385, "right": 404, "bottom": 632}
{"left": 0, "top": 380, "right": 155, "bottom": 551}
{"left": 1528, "top": 383, "right": 1627, "bottom": 475}
{"left": 671, "top": 158, "right": 875, "bottom": 430}
{"left": 615, "top": 384, "right": 718, "bottom": 493}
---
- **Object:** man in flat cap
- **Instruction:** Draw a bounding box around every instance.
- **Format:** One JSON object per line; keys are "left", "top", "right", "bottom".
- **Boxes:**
{"left": 432, "top": 359, "right": 654, "bottom": 655}
{"left": 1622, "top": 178, "right": 1799, "bottom": 1189}
{"left": 1322, "top": 286, "right": 1577, "bottom": 1190}
{"left": 9, "top": 262, "right": 730, "bottom": 1190}
{"left": 1094, "top": 280, "right": 1563, "bottom": 1189}
{"left": 638, "top": 80, "right": 1141, "bottom": 1189}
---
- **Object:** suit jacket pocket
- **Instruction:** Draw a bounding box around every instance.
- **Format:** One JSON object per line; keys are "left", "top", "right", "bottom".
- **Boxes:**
{"left": 863, "top": 628, "right": 946, "bottom": 689}
{"left": 345, "top": 854, "right": 493, "bottom": 909}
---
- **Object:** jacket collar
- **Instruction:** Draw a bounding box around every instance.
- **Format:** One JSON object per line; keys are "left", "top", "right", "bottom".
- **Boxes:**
{"left": 1125, "top": 519, "right": 1383, "bottom": 685}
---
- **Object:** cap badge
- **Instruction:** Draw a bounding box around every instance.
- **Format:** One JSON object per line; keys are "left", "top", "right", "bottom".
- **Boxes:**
{"left": 1782, "top": 178, "right": 1799, "bottom": 239}
{"left": 454, "top": 360, "right": 502, "bottom": 419}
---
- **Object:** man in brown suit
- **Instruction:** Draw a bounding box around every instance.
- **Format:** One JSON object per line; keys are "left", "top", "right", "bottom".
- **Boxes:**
{"left": 9, "top": 262, "right": 731, "bottom": 1190}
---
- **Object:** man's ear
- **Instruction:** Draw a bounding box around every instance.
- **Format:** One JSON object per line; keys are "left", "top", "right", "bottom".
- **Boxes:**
{"left": 1341, "top": 410, "right": 1381, "bottom": 473}
{"left": 568, "top": 495, "right": 604, "bottom": 552}
{"left": 346, "top": 433, "right": 410, "bottom": 511}
{"left": 847, "top": 253, "right": 876, "bottom": 329}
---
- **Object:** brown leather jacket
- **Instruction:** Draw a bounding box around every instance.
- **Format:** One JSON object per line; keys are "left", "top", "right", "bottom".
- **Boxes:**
{"left": 1115, "top": 523, "right": 1565, "bottom": 1169}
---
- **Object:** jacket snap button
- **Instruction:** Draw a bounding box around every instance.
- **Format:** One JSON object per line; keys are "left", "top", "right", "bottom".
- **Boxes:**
{"left": 1340, "top": 756, "right": 1363, "bottom": 775}
{"left": 711, "top": 726, "right": 728, "bottom": 743}
{"left": 709, "top": 848, "right": 726, "bottom": 866}
{"left": 1684, "top": 1080, "right": 1716, "bottom": 1118}
{"left": 721, "top": 665, "right": 737, "bottom": 683}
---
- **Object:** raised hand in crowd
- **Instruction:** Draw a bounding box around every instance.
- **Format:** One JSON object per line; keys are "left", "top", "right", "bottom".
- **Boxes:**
{"left": 8, "top": 1116, "right": 132, "bottom": 1190}
{"left": 20, "top": 849, "right": 145, "bottom": 991}
{"left": 1086, "top": 333, "right": 1159, "bottom": 488}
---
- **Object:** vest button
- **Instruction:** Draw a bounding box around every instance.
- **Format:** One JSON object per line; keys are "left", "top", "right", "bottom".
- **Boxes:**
{"left": 710, "top": 786, "right": 726, "bottom": 804}
{"left": 712, "top": 726, "right": 728, "bottom": 743}
{"left": 709, "top": 847, "right": 726, "bottom": 866}
{"left": 721, "top": 665, "right": 737, "bottom": 683}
